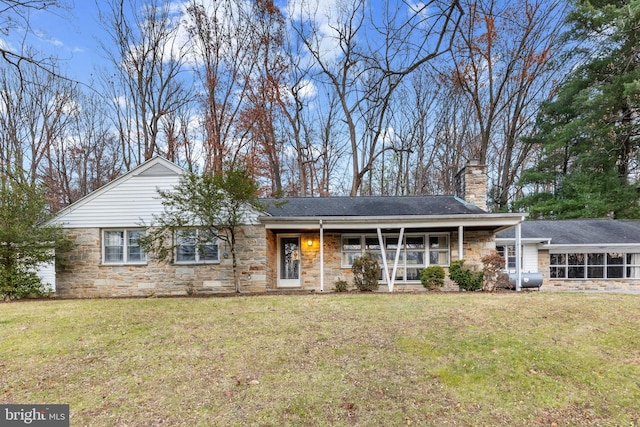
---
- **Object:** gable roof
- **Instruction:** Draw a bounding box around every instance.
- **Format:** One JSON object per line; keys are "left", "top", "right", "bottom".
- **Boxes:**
{"left": 50, "top": 156, "right": 184, "bottom": 228}
{"left": 260, "top": 196, "right": 525, "bottom": 230}
{"left": 496, "top": 218, "right": 640, "bottom": 246}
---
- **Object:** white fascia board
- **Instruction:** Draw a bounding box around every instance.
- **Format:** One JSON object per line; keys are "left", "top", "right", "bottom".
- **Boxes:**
{"left": 546, "top": 244, "right": 640, "bottom": 252}
{"left": 260, "top": 213, "right": 526, "bottom": 230}
{"left": 496, "top": 237, "right": 552, "bottom": 245}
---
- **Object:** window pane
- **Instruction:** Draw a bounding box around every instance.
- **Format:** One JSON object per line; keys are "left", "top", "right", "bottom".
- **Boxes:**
{"left": 177, "top": 230, "right": 196, "bottom": 262}
{"left": 607, "top": 266, "right": 624, "bottom": 278}
{"left": 550, "top": 253, "right": 565, "bottom": 265}
{"left": 429, "top": 235, "right": 448, "bottom": 249}
{"left": 406, "top": 267, "right": 421, "bottom": 281}
{"left": 105, "top": 246, "right": 123, "bottom": 262}
{"left": 104, "top": 231, "right": 124, "bottom": 262}
{"left": 588, "top": 253, "right": 604, "bottom": 265}
{"left": 385, "top": 237, "right": 399, "bottom": 250}
{"left": 343, "top": 252, "right": 359, "bottom": 265}
{"left": 127, "top": 230, "right": 145, "bottom": 262}
{"left": 568, "top": 266, "right": 585, "bottom": 278}
{"left": 550, "top": 267, "right": 566, "bottom": 278}
{"left": 342, "top": 237, "right": 361, "bottom": 251}
{"left": 405, "top": 236, "right": 425, "bottom": 249}
{"left": 406, "top": 251, "right": 424, "bottom": 266}
{"left": 588, "top": 266, "right": 604, "bottom": 278}
{"left": 200, "top": 242, "right": 219, "bottom": 261}
{"left": 430, "top": 251, "right": 448, "bottom": 265}
{"left": 626, "top": 253, "right": 640, "bottom": 265}
{"left": 105, "top": 231, "right": 123, "bottom": 246}
{"left": 365, "top": 237, "right": 380, "bottom": 250}
{"left": 607, "top": 253, "right": 624, "bottom": 265}
{"left": 627, "top": 266, "right": 640, "bottom": 279}
{"left": 568, "top": 253, "right": 584, "bottom": 265}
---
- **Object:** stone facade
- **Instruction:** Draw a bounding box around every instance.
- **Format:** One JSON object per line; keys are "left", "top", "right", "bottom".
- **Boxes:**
{"left": 56, "top": 225, "right": 268, "bottom": 298}
{"left": 263, "top": 229, "right": 495, "bottom": 293}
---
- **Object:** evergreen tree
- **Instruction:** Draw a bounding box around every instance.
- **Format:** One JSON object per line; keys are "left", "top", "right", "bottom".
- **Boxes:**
{"left": 0, "top": 176, "right": 73, "bottom": 300}
{"left": 517, "top": 0, "right": 640, "bottom": 218}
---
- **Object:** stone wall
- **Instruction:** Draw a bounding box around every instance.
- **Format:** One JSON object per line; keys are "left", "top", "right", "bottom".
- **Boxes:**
{"left": 56, "top": 225, "right": 268, "bottom": 298}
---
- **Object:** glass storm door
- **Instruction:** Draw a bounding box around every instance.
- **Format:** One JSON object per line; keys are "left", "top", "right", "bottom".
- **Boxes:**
{"left": 278, "top": 236, "right": 301, "bottom": 287}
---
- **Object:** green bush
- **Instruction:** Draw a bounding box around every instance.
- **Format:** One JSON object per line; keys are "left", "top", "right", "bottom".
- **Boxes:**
{"left": 333, "top": 279, "right": 349, "bottom": 292}
{"left": 449, "top": 260, "right": 483, "bottom": 291}
{"left": 420, "top": 265, "right": 445, "bottom": 290}
{"left": 351, "top": 252, "right": 380, "bottom": 292}
{"left": 0, "top": 265, "right": 46, "bottom": 300}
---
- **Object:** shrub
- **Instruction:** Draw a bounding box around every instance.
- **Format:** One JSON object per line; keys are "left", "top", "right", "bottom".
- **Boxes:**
{"left": 420, "top": 265, "right": 445, "bottom": 290}
{"left": 351, "top": 252, "right": 380, "bottom": 292}
{"left": 449, "top": 259, "right": 483, "bottom": 291}
{"left": 481, "top": 251, "right": 511, "bottom": 292}
{"left": 333, "top": 279, "right": 349, "bottom": 292}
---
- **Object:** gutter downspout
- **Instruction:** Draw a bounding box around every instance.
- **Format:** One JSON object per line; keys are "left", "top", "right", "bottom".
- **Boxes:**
{"left": 458, "top": 225, "right": 464, "bottom": 260}
{"left": 320, "top": 220, "right": 324, "bottom": 292}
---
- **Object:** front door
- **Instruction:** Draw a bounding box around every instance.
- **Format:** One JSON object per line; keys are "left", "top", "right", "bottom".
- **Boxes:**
{"left": 278, "top": 236, "right": 301, "bottom": 287}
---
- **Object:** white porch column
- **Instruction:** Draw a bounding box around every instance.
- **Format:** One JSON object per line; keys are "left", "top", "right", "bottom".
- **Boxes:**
{"left": 377, "top": 229, "right": 391, "bottom": 290}
{"left": 515, "top": 222, "right": 522, "bottom": 292}
{"left": 319, "top": 220, "right": 324, "bottom": 292}
{"left": 458, "top": 225, "right": 464, "bottom": 260}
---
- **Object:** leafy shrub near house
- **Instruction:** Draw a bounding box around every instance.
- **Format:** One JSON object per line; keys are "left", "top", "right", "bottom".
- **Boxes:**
{"left": 333, "top": 279, "right": 349, "bottom": 292}
{"left": 351, "top": 252, "right": 380, "bottom": 292}
{"left": 420, "top": 265, "right": 445, "bottom": 290}
{"left": 449, "top": 259, "right": 483, "bottom": 291}
{"left": 481, "top": 251, "right": 511, "bottom": 292}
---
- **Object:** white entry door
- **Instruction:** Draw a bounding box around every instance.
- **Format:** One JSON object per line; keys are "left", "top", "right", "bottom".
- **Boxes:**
{"left": 278, "top": 236, "right": 301, "bottom": 287}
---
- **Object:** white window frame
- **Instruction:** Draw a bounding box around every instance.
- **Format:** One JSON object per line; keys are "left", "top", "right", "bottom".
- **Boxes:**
{"left": 174, "top": 228, "right": 220, "bottom": 265}
{"left": 549, "top": 251, "right": 640, "bottom": 280}
{"left": 102, "top": 229, "right": 147, "bottom": 265}
{"left": 340, "top": 233, "right": 450, "bottom": 283}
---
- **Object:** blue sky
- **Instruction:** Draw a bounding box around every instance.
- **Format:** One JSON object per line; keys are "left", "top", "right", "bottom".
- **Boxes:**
{"left": 4, "top": 2, "right": 111, "bottom": 84}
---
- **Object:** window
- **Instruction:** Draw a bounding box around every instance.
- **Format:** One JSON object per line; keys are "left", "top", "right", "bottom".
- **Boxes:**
{"left": 103, "top": 230, "right": 146, "bottom": 264}
{"left": 496, "top": 245, "right": 517, "bottom": 271}
{"left": 176, "top": 229, "right": 219, "bottom": 264}
{"left": 341, "top": 233, "right": 449, "bottom": 283}
{"left": 550, "top": 251, "right": 640, "bottom": 279}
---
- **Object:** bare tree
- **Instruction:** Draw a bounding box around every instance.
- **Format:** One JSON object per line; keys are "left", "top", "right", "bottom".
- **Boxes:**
{"left": 0, "top": 0, "right": 68, "bottom": 77}
{"left": 448, "top": 0, "right": 568, "bottom": 210}
{"left": 185, "top": 0, "right": 258, "bottom": 175}
{"left": 99, "top": 0, "right": 193, "bottom": 169}
{"left": 291, "top": 0, "right": 463, "bottom": 196}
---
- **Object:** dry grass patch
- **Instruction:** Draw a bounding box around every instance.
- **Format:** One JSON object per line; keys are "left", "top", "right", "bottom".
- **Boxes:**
{"left": 1, "top": 293, "right": 639, "bottom": 426}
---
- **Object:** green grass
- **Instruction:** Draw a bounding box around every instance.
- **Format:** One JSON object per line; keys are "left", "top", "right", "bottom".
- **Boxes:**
{"left": 1, "top": 293, "right": 639, "bottom": 426}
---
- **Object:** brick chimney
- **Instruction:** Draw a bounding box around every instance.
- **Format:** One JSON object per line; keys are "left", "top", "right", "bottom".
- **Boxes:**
{"left": 455, "top": 160, "right": 487, "bottom": 211}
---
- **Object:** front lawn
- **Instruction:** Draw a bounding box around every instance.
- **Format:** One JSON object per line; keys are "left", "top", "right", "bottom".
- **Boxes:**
{"left": 1, "top": 293, "right": 639, "bottom": 426}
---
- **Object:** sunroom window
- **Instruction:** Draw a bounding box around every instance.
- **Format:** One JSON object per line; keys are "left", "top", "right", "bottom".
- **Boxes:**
{"left": 550, "top": 251, "right": 640, "bottom": 279}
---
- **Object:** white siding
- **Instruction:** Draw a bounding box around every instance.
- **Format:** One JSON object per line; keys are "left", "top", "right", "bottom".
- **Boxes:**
{"left": 54, "top": 174, "right": 180, "bottom": 228}
{"left": 523, "top": 244, "right": 538, "bottom": 272}
{"left": 36, "top": 259, "right": 56, "bottom": 292}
